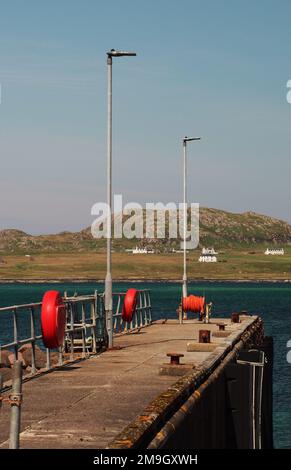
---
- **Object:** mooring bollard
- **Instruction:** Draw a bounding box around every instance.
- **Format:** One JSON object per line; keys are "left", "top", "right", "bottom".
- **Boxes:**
{"left": 9, "top": 360, "right": 23, "bottom": 449}
{"left": 231, "top": 312, "right": 240, "bottom": 323}
{"left": 199, "top": 330, "right": 211, "bottom": 343}
{"left": 167, "top": 352, "right": 184, "bottom": 365}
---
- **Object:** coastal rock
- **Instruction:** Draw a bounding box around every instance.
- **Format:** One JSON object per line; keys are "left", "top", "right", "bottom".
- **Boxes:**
{"left": 7, "top": 351, "right": 25, "bottom": 368}
{"left": 0, "top": 367, "right": 12, "bottom": 383}
{"left": 49, "top": 351, "right": 61, "bottom": 366}
{"left": 19, "top": 344, "right": 47, "bottom": 369}
{"left": 0, "top": 350, "right": 11, "bottom": 368}
{"left": 18, "top": 343, "right": 34, "bottom": 354}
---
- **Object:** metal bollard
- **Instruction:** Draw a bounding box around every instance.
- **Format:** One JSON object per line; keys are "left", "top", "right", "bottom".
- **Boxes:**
{"left": 231, "top": 312, "right": 240, "bottom": 323}
{"left": 9, "top": 360, "right": 23, "bottom": 449}
{"left": 167, "top": 352, "right": 184, "bottom": 365}
{"left": 199, "top": 330, "right": 211, "bottom": 343}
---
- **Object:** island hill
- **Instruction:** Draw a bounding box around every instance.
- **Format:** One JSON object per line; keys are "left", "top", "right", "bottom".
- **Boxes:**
{"left": 0, "top": 207, "right": 290, "bottom": 281}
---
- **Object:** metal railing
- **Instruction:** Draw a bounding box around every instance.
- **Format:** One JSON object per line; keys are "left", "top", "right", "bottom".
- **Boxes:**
{"left": 112, "top": 289, "right": 152, "bottom": 334}
{"left": 0, "top": 300, "right": 44, "bottom": 375}
{"left": 0, "top": 288, "right": 151, "bottom": 450}
{"left": 0, "top": 291, "right": 104, "bottom": 375}
{"left": 0, "top": 289, "right": 152, "bottom": 381}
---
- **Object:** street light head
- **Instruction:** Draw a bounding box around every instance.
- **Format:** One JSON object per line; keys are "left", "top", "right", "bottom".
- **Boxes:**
{"left": 183, "top": 136, "right": 201, "bottom": 143}
{"left": 107, "top": 49, "right": 137, "bottom": 57}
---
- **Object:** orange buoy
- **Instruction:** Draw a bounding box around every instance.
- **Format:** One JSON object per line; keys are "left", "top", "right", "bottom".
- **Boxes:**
{"left": 41, "top": 290, "right": 66, "bottom": 349}
{"left": 122, "top": 288, "right": 138, "bottom": 323}
{"left": 182, "top": 295, "right": 205, "bottom": 314}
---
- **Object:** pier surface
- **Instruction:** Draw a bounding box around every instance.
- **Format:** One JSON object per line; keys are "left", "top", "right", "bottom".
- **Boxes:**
{"left": 0, "top": 316, "right": 256, "bottom": 449}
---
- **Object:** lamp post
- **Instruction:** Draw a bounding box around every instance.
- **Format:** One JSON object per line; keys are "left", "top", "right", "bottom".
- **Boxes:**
{"left": 105, "top": 49, "right": 136, "bottom": 349}
{"left": 182, "top": 136, "right": 201, "bottom": 305}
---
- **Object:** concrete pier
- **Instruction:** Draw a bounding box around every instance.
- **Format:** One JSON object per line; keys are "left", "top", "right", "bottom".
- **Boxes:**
{"left": 0, "top": 315, "right": 270, "bottom": 449}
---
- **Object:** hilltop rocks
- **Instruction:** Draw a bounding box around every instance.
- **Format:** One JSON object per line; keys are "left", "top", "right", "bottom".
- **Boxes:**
{"left": 0, "top": 208, "right": 290, "bottom": 253}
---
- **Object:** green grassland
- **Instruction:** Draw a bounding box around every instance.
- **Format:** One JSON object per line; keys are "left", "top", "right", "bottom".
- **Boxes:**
{"left": 1, "top": 207, "right": 290, "bottom": 281}
{"left": 0, "top": 248, "right": 290, "bottom": 281}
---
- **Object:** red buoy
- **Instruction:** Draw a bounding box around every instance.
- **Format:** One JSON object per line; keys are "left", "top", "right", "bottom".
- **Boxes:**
{"left": 122, "top": 288, "right": 138, "bottom": 323}
{"left": 41, "top": 290, "right": 66, "bottom": 349}
{"left": 182, "top": 295, "right": 205, "bottom": 314}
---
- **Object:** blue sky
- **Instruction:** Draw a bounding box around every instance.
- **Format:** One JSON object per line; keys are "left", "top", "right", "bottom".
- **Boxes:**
{"left": 0, "top": 0, "right": 291, "bottom": 233}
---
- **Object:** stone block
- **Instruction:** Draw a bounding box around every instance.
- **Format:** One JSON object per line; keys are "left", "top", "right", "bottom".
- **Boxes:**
{"left": 186, "top": 342, "right": 219, "bottom": 352}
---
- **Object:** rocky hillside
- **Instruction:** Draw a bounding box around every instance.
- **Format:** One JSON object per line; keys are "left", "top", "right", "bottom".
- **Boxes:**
{"left": 199, "top": 208, "right": 291, "bottom": 247}
{"left": 0, "top": 207, "right": 290, "bottom": 254}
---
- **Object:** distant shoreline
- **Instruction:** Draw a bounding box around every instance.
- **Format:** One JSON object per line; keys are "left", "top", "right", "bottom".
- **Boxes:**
{"left": 0, "top": 278, "right": 290, "bottom": 284}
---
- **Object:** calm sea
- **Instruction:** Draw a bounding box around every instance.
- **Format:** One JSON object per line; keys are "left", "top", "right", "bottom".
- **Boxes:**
{"left": 0, "top": 281, "right": 290, "bottom": 449}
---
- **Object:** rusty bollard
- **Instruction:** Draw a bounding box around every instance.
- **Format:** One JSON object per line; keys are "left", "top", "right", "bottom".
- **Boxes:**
{"left": 199, "top": 330, "right": 211, "bottom": 343}
{"left": 160, "top": 353, "right": 192, "bottom": 377}
{"left": 217, "top": 323, "right": 226, "bottom": 331}
{"left": 167, "top": 352, "right": 184, "bottom": 365}
{"left": 231, "top": 312, "right": 240, "bottom": 323}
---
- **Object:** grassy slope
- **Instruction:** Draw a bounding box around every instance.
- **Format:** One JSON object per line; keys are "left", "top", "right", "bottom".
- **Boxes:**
{"left": 0, "top": 248, "right": 290, "bottom": 281}
{"left": 0, "top": 207, "right": 290, "bottom": 280}
{"left": 1, "top": 207, "right": 291, "bottom": 255}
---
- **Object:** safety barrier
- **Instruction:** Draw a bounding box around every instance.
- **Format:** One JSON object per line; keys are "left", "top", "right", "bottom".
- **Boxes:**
{"left": 0, "top": 292, "right": 102, "bottom": 375}
{"left": 112, "top": 289, "right": 152, "bottom": 334}
{"left": 0, "top": 289, "right": 152, "bottom": 380}
{"left": 0, "top": 288, "right": 152, "bottom": 448}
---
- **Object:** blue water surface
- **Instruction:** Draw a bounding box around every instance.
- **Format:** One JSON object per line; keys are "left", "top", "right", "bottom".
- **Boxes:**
{"left": 0, "top": 281, "right": 290, "bottom": 448}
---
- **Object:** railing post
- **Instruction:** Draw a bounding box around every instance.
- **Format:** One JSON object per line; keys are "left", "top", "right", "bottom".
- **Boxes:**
{"left": 91, "top": 295, "right": 97, "bottom": 354}
{"left": 70, "top": 304, "right": 74, "bottom": 361}
{"left": 146, "top": 290, "right": 150, "bottom": 324}
{"left": 46, "top": 348, "right": 51, "bottom": 370}
{"left": 115, "top": 295, "right": 121, "bottom": 333}
{"left": 139, "top": 292, "right": 143, "bottom": 327}
{"left": 58, "top": 346, "right": 63, "bottom": 366}
{"left": 30, "top": 307, "right": 37, "bottom": 374}
{"left": 9, "top": 360, "right": 23, "bottom": 449}
{"left": 121, "top": 294, "right": 128, "bottom": 332}
{"left": 0, "top": 373, "right": 3, "bottom": 411}
{"left": 144, "top": 291, "right": 148, "bottom": 324}
{"left": 81, "top": 302, "right": 86, "bottom": 358}
{"left": 13, "top": 309, "right": 18, "bottom": 360}
{"left": 148, "top": 291, "right": 152, "bottom": 323}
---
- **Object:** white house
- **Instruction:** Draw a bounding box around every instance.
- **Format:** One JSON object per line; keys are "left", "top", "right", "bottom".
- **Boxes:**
{"left": 201, "top": 247, "right": 218, "bottom": 255}
{"left": 131, "top": 246, "right": 154, "bottom": 254}
{"left": 199, "top": 255, "right": 217, "bottom": 263}
{"left": 264, "top": 248, "right": 284, "bottom": 256}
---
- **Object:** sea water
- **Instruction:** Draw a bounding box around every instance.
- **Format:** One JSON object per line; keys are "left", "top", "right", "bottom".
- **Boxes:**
{"left": 0, "top": 281, "right": 290, "bottom": 449}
